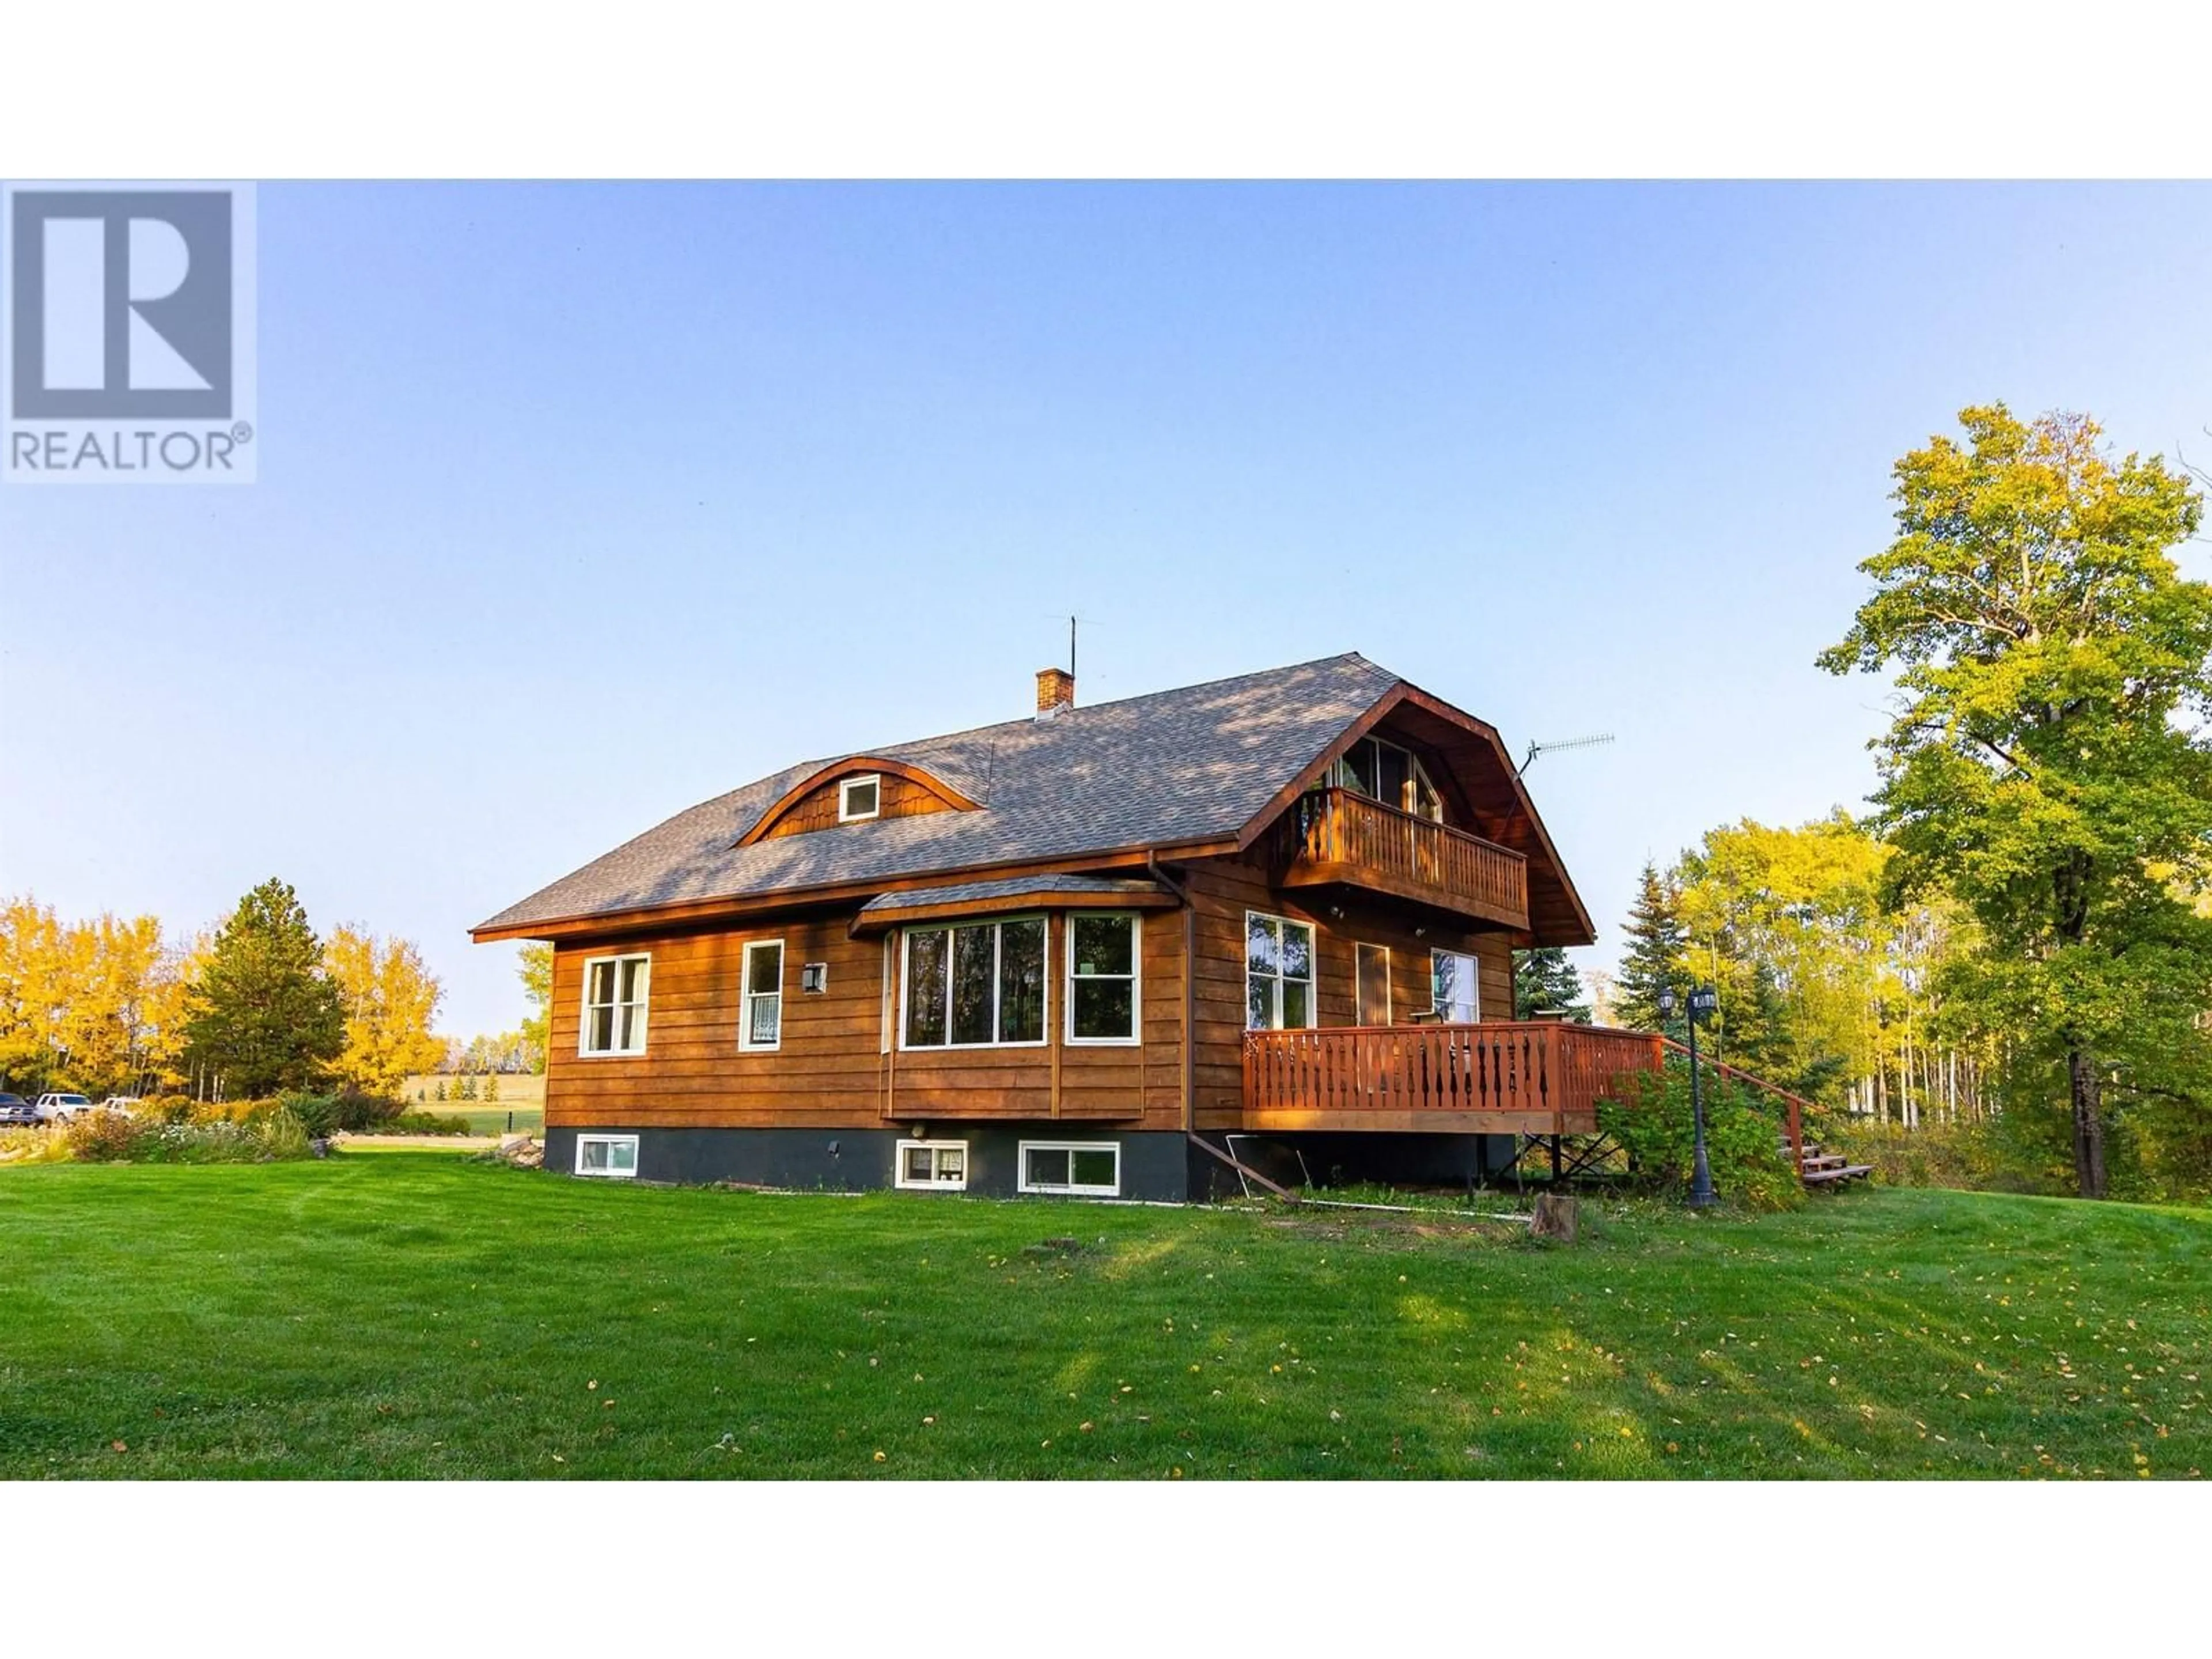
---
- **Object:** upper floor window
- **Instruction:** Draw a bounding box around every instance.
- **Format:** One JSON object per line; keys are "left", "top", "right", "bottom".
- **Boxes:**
{"left": 741, "top": 939, "right": 784, "bottom": 1050}
{"left": 1067, "top": 914, "right": 1140, "bottom": 1044}
{"left": 1330, "top": 735, "right": 1443, "bottom": 822}
{"left": 903, "top": 917, "right": 1046, "bottom": 1048}
{"left": 580, "top": 953, "right": 650, "bottom": 1056}
{"left": 1246, "top": 912, "right": 1315, "bottom": 1030}
{"left": 838, "top": 775, "right": 882, "bottom": 822}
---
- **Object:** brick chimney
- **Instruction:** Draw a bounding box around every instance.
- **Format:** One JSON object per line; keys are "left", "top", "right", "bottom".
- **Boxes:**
{"left": 1035, "top": 666, "right": 1075, "bottom": 715}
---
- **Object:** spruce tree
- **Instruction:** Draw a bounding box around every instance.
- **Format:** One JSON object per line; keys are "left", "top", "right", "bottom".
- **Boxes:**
{"left": 1614, "top": 861, "right": 1688, "bottom": 1031}
{"left": 1513, "top": 947, "right": 1591, "bottom": 1020}
{"left": 182, "top": 879, "right": 345, "bottom": 1098}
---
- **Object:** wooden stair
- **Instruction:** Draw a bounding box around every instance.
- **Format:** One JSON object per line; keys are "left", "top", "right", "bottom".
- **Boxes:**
{"left": 1783, "top": 1138, "right": 1873, "bottom": 1187}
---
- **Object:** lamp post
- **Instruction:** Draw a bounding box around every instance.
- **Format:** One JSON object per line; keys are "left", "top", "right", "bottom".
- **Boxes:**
{"left": 1659, "top": 984, "right": 1720, "bottom": 1209}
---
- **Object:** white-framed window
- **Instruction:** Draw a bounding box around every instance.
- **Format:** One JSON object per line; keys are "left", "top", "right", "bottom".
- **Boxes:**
{"left": 1245, "top": 911, "right": 1316, "bottom": 1031}
{"left": 575, "top": 1133, "right": 639, "bottom": 1178}
{"left": 740, "top": 938, "right": 784, "bottom": 1050}
{"left": 901, "top": 916, "right": 1047, "bottom": 1048}
{"left": 838, "top": 774, "right": 882, "bottom": 822}
{"left": 895, "top": 1139, "right": 968, "bottom": 1191}
{"left": 1018, "top": 1140, "right": 1121, "bottom": 1197}
{"left": 579, "top": 953, "right": 650, "bottom": 1056}
{"left": 1330, "top": 735, "right": 1444, "bottom": 821}
{"left": 1355, "top": 942, "right": 1392, "bottom": 1027}
{"left": 1431, "top": 949, "right": 1480, "bottom": 1023}
{"left": 1067, "top": 912, "right": 1141, "bottom": 1044}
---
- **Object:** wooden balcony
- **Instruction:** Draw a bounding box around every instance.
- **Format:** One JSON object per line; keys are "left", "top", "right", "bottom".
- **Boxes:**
{"left": 1272, "top": 787, "right": 1528, "bottom": 929}
{"left": 1242, "top": 1020, "right": 1664, "bottom": 1135}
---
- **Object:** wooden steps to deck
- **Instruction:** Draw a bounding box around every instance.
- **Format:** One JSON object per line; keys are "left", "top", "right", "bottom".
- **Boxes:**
{"left": 1784, "top": 1138, "right": 1873, "bottom": 1187}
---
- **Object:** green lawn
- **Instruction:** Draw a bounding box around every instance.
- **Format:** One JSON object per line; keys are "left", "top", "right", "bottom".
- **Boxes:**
{"left": 1, "top": 1156, "right": 2204, "bottom": 1479}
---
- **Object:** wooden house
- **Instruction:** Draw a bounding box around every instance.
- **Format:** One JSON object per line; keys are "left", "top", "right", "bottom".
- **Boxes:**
{"left": 472, "top": 654, "right": 1664, "bottom": 1200}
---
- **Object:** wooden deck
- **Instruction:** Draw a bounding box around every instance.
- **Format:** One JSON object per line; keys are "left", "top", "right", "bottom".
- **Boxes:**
{"left": 1242, "top": 1020, "right": 1664, "bottom": 1135}
{"left": 1271, "top": 787, "right": 1529, "bottom": 929}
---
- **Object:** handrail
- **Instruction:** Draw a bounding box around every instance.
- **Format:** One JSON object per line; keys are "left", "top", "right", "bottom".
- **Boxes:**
{"left": 1278, "top": 787, "right": 1529, "bottom": 923}
{"left": 1243, "top": 1020, "right": 1662, "bottom": 1129}
{"left": 1655, "top": 1036, "right": 1810, "bottom": 1173}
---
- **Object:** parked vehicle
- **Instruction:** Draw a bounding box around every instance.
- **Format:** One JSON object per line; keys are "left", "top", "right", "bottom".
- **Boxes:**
{"left": 0, "top": 1093, "right": 39, "bottom": 1127}
{"left": 99, "top": 1096, "right": 145, "bottom": 1115}
{"left": 34, "top": 1092, "right": 94, "bottom": 1123}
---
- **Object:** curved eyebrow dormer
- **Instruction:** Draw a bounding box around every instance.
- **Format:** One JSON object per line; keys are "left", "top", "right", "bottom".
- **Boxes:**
{"left": 734, "top": 757, "right": 982, "bottom": 846}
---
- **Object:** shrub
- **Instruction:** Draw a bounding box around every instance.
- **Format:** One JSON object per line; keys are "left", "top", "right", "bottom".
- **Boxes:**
{"left": 65, "top": 1109, "right": 157, "bottom": 1162}
{"left": 1824, "top": 1119, "right": 2048, "bottom": 1195}
{"left": 0, "top": 1126, "right": 71, "bottom": 1165}
{"left": 1598, "top": 1061, "right": 1805, "bottom": 1211}
{"left": 64, "top": 1106, "right": 314, "bottom": 1164}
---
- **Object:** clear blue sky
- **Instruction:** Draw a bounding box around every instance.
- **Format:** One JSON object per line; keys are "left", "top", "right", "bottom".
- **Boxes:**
{"left": 3, "top": 182, "right": 2209, "bottom": 1037}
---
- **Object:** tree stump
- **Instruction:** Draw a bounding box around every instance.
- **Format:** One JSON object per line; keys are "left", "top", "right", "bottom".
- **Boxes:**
{"left": 1531, "top": 1192, "right": 1579, "bottom": 1243}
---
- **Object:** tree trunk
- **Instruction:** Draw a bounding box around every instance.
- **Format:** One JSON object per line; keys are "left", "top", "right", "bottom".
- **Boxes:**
{"left": 2069, "top": 1048, "right": 2107, "bottom": 1199}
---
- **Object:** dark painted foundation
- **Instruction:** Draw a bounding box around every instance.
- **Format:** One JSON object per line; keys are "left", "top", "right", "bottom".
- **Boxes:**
{"left": 547, "top": 1124, "right": 1519, "bottom": 1204}
{"left": 546, "top": 1124, "right": 1196, "bottom": 1203}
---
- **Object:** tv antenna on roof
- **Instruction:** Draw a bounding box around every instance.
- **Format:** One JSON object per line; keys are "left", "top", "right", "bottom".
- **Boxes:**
{"left": 1516, "top": 732, "right": 1615, "bottom": 777}
{"left": 1049, "top": 613, "right": 1100, "bottom": 678}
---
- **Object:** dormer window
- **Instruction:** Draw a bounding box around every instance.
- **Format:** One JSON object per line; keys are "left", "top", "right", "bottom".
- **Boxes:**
{"left": 838, "top": 775, "right": 882, "bottom": 822}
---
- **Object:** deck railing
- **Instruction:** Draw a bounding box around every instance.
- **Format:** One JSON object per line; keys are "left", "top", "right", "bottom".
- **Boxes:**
{"left": 1242, "top": 1020, "right": 1664, "bottom": 1132}
{"left": 1274, "top": 787, "right": 1528, "bottom": 926}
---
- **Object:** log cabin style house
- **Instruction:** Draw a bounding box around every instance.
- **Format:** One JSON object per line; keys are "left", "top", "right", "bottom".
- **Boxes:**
{"left": 472, "top": 654, "right": 1664, "bottom": 1201}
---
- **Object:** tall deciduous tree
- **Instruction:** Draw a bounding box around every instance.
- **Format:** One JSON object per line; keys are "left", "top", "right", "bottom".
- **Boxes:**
{"left": 183, "top": 880, "right": 346, "bottom": 1098}
{"left": 0, "top": 897, "right": 192, "bottom": 1096}
{"left": 325, "top": 926, "right": 448, "bottom": 1099}
{"left": 1613, "top": 861, "right": 1688, "bottom": 1031}
{"left": 1513, "top": 947, "right": 1590, "bottom": 1020}
{"left": 1819, "top": 404, "right": 2212, "bottom": 1198}
{"left": 517, "top": 942, "right": 552, "bottom": 1075}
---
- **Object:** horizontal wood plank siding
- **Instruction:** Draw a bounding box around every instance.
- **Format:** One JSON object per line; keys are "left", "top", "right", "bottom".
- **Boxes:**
{"left": 1178, "top": 847, "right": 1513, "bottom": 1131}
{"left": 546, "top": 899, "right": 1184, "bottom": 1131}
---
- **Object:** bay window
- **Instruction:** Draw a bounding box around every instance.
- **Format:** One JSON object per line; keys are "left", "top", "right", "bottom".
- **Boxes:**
{"left": 902, "top": 917, "right": 1046, "bottom": 1047}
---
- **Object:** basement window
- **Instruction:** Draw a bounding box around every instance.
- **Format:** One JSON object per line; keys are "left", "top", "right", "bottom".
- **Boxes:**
{"left": 1018, "top": 1141, "right": 1120, "bottom": 1198}
{"left": 575, "top": 1134, "right": 639, "bottom": 1178}
{"left": 838, "top": 775, "right": 882, "bottom": 822}
{"left": 895, "top": 1139, "right": 968, "bottom": 1191}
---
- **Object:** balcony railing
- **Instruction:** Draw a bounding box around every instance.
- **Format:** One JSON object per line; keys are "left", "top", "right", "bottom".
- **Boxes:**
{"left": 1242, "top": 1020, "right": 1664, "bottom": 1134}
{"left": 1272, "top": 787, "right": 1528, "bottom": 927}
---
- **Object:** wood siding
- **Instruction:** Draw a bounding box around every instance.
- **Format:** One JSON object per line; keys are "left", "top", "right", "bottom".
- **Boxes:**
{"left": 757, "top": 771, "right": 960, "bottom": 839}
{"left": 543, "top": 850, "right": 1512, "bottom": 1139}
{"left": 546, "top": 905, "right": 1185, "bottom": 1132}
{"left": 1178, "top": 846, "right": 1514, "bottom": 1131}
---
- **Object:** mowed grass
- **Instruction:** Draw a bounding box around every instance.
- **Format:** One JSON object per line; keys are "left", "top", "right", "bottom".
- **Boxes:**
{"left": 1, "top": 1156, "right": 2205, "bottom": 1479}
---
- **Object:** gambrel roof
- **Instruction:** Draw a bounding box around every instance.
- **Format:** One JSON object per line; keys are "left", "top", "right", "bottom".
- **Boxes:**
{"left": 472, "top": 652, "right": 1595, "bottom": 944}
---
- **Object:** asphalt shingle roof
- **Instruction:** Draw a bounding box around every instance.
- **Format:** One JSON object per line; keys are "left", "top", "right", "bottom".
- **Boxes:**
{"left": 475, "top": 653, "right": 1402, "bottom": 933}
{"left": 856, "top": 875, "right": 1170, "bottom": 915}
